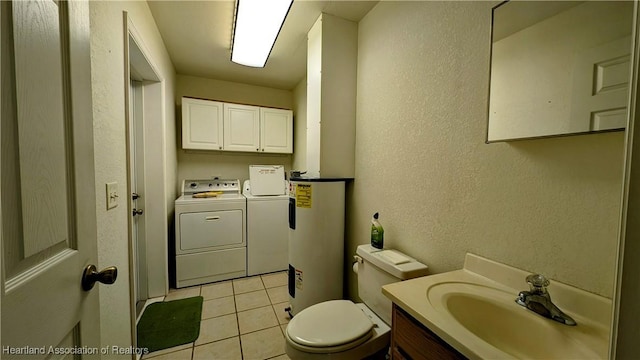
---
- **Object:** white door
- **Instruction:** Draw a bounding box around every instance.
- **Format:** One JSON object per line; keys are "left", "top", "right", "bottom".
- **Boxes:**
{"left": 1, "top": 0, "right": 103, "bottom": 356}
{"left": 129, "top": 80, "right": 147, "bottom": 313}
{"left": 571, "top": 36, "right": 632, "bottom": 131}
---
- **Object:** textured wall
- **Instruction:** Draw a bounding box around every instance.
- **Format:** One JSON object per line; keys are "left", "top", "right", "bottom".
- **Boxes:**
{"left": 292, "top": 77, "right": 307, "bottom": 172}
{"left": 89, "top": 0, "right": 176, "bottom": 351}
{"left": 177, "top": 74, "right": 293, "bottom": 109}
{"left": 348, "top": 1, "right": 625, "bottom": 299}
{"left": 175, "top": 75, "right": 294, "bottom": 185}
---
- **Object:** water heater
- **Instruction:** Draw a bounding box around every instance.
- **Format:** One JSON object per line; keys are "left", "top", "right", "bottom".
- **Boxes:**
{"left": 287, "top": 178, "right": 349, "bottom": 316}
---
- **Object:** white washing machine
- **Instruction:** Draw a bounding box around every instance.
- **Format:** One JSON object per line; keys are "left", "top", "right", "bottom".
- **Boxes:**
{"left": 174, "top": 179, "right": 246, "bottom": 288}
{"left": 244, "top": 165, "right": 289, "bottom": 276}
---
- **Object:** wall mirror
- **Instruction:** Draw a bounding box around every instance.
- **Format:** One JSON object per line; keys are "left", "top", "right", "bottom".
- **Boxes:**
{"left": 487, "top": 1, "right": 634, "bottom": 142}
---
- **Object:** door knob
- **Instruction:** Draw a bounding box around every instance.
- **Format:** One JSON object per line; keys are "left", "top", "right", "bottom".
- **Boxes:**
{"left": 82, "top": 265, "right": 117, "bottom": 291}
{"left": 132, "top": 208, "right": 143, "bottom": 216}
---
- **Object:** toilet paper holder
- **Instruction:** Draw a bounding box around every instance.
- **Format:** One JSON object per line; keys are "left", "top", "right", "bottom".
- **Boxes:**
{"left": 352, "top": 255, "right": 363, "bottom": 274}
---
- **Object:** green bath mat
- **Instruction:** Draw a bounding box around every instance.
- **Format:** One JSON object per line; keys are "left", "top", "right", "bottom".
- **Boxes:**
{"left": 137, "top": 296, "right": 203, "bottom": 353}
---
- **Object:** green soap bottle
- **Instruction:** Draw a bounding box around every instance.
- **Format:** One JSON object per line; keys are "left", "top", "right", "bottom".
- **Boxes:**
{"left": 371, "top": 212, "right": 384, "bottom": 249}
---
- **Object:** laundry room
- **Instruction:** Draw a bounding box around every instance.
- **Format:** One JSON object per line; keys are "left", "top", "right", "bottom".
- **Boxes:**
{"left": 2, "top": 0, "right": 638, "bottom": 359}
{"left": 171, "top": 73, "right": 297, "bottom": 286}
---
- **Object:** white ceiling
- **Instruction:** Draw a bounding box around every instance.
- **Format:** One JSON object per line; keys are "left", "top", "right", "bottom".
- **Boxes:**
{"left": 147, "top": 0, "right": 378, "bottom": 90}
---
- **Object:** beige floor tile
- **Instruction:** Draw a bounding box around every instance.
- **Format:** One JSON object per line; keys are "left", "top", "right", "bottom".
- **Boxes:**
{"left": 235, "top": 290, "right": 271, "bottom": 311}
{"left": 195, "top": 314, "right": 239, "bottom": 346}
{"left": 261, "top": 272, "right": 288, "bottom": 289}
{"left": 201, "top": 280, "right": 233, "bottom": 300}
{"left": 142, "top": 347, "right": 192, "bottom": 360}
{"left": 272, "top": 302, "right": 291, "bottom": 325}
{"left": 164, "top": 286, "right": 201, "bottom": 302}
{"left": 269, "top": 354, "right": 291, "bottom": 360}
{"left": 193, "top": 337, "right": 242, "bottom": 360}
{"left": 240, "top": 326, "right": 286, "bottom": 360}
{"left": 232, "top": 276, "right": 264, "bottom": 294}
{"left": 142, "top": 343, "right": 192, "bottom": 359}
{"left": 201, "top": 296, "right": 236, "bottom": 319}
{"left": 266, "top": 286, "right": 288, "bottom": 304}
{"left": 237, "top": 305, "right": 279, "bottom": 334}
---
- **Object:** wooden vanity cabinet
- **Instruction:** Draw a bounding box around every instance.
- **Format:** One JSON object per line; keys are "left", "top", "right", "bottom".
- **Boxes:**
{"left": 391, "top": 304, "right": 467, "bottom": 360}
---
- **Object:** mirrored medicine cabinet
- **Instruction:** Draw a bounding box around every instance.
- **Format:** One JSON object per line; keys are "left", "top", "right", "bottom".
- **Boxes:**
{"left": 487, "top": 1, "right": 634, "bottom": 142}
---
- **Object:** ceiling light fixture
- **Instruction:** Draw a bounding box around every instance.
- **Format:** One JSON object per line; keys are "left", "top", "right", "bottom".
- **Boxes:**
{"left": 231, "top": 0, "right": 293, "bottom": 68}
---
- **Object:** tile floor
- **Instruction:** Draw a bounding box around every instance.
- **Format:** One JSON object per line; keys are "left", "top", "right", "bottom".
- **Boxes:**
{"left": 141, "top": 271, "right": 291, "bottom": 360}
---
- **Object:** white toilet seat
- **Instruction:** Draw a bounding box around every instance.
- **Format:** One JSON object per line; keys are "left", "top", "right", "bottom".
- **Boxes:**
{"left": 286, "top": 300, "right": 375, "bottom": 353}
{"left": 285, "top": 302, "right": 391, "bottom": 360}
{"left": 285, "top": 327, "right": 373, "bottom": 354}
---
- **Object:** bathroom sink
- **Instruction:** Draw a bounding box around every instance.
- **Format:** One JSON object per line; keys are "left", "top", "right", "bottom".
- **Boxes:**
{"left": 383, "top": 254, "right": 612, "bottom": 359}
{"left": 446, "top": 293, "right": 562, "bottom": 357}
{"left": 426, "top": 282, "right": 605, "bottom": 359}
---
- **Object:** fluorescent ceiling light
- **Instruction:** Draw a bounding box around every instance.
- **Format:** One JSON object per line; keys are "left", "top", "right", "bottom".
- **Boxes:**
{"left": 231, "top": 0, "right": 293, "bottom": 68}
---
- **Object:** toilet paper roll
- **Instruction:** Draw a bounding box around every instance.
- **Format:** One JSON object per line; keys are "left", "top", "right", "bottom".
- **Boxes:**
{"left": 352, "top": 262, "right": 358, "bottom": 274}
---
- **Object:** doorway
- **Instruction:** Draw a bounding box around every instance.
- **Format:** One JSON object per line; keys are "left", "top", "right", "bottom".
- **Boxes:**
{"left": 129, "top": 79, "right": 148, "bottom": 315}
{"left": 124, "top": 13, "right": 169, "bottom": 345}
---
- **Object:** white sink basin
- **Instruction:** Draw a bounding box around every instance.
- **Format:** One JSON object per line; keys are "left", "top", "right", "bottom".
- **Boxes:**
{"left": 427, "top": 282, "right": 604, "bottom": 359}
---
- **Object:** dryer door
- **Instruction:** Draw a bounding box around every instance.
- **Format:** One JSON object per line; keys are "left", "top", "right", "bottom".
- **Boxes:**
{"left": 180, "top": 210, "right": 244, "bottom": 250}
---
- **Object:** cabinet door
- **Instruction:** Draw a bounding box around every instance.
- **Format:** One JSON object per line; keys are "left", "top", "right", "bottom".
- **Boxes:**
{"left": 260, "top": 108, "right": 293, "bottom": 153}
{"left": 224, "top": 103, "right": 260, "bottom": 152}
{"left": 392, "top": 305, "right": 466, "bottom": 360}
{"left": 182, "top": 97, "right": 224, "bottom": 150}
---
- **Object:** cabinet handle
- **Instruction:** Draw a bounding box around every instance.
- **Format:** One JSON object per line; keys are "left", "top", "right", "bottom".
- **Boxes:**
{"left": 219, "top": 146, "right": 222, "bottom": 150}
{"left": 262, "top": 149, "right": 265, "bottom": 152}
{"left": 205, "top": 216, "right": 221, "bottom": 221}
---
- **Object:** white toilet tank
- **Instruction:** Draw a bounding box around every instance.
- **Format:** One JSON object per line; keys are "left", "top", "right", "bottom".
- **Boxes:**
{"left": 355, "top": 245, "right": 428, "bottom": 325}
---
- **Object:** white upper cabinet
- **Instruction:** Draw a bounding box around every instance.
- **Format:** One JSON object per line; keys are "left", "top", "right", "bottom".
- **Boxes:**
{"left": 182, "top": 97, "right": 224, "bottom": 150}
{"left": 224, "top": 103, "right": 261, "bottom": 152}
{"left": 181, "top": 97, "right": 293, "bottom": 154}
{"left": 260, "top": 108, "right": 293, "bottom": 153}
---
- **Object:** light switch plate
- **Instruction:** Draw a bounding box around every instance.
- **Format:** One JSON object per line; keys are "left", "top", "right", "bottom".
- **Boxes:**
{"left": 106, "top": 182, "right": 118, "bottom": 210}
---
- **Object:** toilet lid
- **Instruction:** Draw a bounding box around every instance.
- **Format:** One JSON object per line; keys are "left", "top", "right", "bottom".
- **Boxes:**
{"left": 287, "top": 300, "right": 375, "bottom": 348}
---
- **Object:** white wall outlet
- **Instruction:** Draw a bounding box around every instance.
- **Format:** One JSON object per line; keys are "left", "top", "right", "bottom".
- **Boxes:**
{"left": 106, "top": 182, "right": 119, "bottom": 210}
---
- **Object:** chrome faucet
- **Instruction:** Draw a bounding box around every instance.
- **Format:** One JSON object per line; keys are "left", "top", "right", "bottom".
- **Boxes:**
{"left": 515, "top": 274, "right": 577, "bottom": 326}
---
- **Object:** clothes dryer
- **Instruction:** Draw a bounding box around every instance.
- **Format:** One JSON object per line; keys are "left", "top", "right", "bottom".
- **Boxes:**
{"left": 174, "top": 179, "right": 246, "bottom": 287}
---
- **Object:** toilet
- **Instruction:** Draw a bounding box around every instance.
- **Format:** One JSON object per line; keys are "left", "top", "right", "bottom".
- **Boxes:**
{"left": 284, "top": 244, "right": 429, "bottom": 359}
